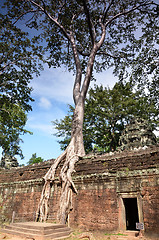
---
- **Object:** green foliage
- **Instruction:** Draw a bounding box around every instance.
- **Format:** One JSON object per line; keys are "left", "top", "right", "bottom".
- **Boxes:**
{"left": 52, "top": 105, "right": 73, "bottom": 151}
{"left": 27, "top": 153, "right": 44, "bottom": 165}
{"left": 0, "top": 12, "right": 43, "bottom": 157}
{"left": 0, "top": 102, "right": 32, "bottom": 157}
{"left": 53, "top": 82, "right": 159, "bottom": 153}
{"left": 85, "top": 82, "right": 158, "bottom": 152}
{"left": 0, "top": 13, "right": 42, "bottom": 111}
{"left": 3, "top": 1, "right": 159, "bottom": 91}
{"left": 2, "top": 0, "right": 158, "bottom": 154}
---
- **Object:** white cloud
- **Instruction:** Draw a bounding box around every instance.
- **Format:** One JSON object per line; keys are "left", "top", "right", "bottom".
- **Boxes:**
{"left": 39, "top": 97, "right": 52, "bottom": 109}
{"left": 31, "top": 65, "right": 118, "bottom": 105}
{"left": 93, "top": 68, "right": 118, "bottom": 89}
{"left": 25, "top": 65, "right": 118, "bottom": 140}
{"left": 27, "top": 104, "right": 68, "bottom": 125}
{"left": 28, "top": 123, "right": 53, "bottom": 135}
{"left": 31, "top": 66, "right": 74, "bottom": 104}
{"left": 26, "top": 103, "right": 68, "bottom": 137}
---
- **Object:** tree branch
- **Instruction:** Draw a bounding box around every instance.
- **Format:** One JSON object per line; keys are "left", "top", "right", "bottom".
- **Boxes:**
{"left": 105, "top": 1, "right": 154, "bottom": 28}
{"left": 96, "top": 51, "right": 118, "bottom": 59}
{"left": 77, "top": 48, "right": 90, "bottom": 57}
{"left": 102, "top": 0, "right": 114, "bottom": 24}
{"left": 81, "top": 45, "right": 98, "bottom": 100}
{"left": 0, "top": 56, "right": 29, "bottom": 76}
{"left": 27, "top": 1, "right": 83, "bottom": 105}
{"left": 12, "top": 9, "right": 38, "bottom": 25}
{"left": 28, "top": 0, "right": 70, "bottom": 41}
{"left": 82, "top": 0, "right": 96, "bottom": 45}
{"left": 58, "top": 1, "right": 67, "bottom": 20}
{"left": 80, "top": 22, "right": 107, "bottom": 100}
{"left": 0, "top": 61, "right": 17, "bottom": 75}
{"left": 0, "top": 108, "right": 11, "bottom": 116}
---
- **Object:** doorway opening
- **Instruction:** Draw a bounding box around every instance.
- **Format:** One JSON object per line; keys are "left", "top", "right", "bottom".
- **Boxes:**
{"left": 123, "top": 198, "right": 139, "bottom": 230}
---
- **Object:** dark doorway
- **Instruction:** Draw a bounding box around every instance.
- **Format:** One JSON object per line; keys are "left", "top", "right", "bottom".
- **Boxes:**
{"left": 123, "top": 198, "right": 139, "bottom": 230}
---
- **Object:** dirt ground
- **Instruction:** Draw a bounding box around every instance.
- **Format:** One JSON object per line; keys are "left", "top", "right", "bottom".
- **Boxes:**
{"left": 0, "top": 230, "right": 158, "bottom": 240}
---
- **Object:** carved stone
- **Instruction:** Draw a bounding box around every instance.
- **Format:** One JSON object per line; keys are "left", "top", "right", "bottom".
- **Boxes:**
{"left": 0, "top": 154, "right": 19, "bottom": 169}
{"left": 119, "top": 118, "right": 157, "bottom": 151}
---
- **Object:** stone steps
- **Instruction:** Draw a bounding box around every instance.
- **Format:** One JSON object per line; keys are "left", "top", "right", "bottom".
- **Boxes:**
{"left": 1, "top": 221, "right": 72, "bottom": 240}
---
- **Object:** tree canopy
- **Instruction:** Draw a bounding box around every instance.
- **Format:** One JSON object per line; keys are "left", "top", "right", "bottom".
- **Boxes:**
{"left": 27, "top": 153, "right": 44, "bottom": 165}
{"left": 2, "top": 1, "right": 158, "bottom": 155}
{"left": 53, "top": 81, "right": 159, "bottom": 153}
{"left": 0, "top": 12, "right": 43, "bottom": 157}
{"left": 3, "top": 0, "right": 159, "bottom": 89}
{"left": 3, "top": 0, "right": 158, "bottom": 223}
{"left": 0, "top": 102, "right": 31, "bottom": 157}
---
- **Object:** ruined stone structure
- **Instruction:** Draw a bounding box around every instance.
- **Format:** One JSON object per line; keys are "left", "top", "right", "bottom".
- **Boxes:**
{"left": 0, "top": 154, "right": 18, "bottom": 169}
{"left": 0, "top": 145, "right": 159, "bottom": 238}
{"left": 119, "top": 118, "right": 157, "bottom": 151}
{"left": 0, "top": 119, "right": 158, "bottom": 237}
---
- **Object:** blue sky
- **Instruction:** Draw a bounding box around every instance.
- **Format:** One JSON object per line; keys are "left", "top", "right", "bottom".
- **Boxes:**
{"left": 3, "top": 62, "right": 157, "bottom": 166}
{"left": 0, "top": 0, "right": 118, "bottom": 165}
{"left": 1, "top": 0, "right": 157, "bottom": 165}
{"left": 13, "top": 65, "right": 118, "bottom": 165}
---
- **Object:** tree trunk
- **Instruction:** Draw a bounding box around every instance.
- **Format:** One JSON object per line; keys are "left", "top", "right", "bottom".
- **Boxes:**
{"left": 35, "top": 30, "right": 105, "bottom": 224}
{"left": 36, "top": 96, "right": 85, "bottom": 224}
{"left": 57, "top": 97, "right": 85, "bottom": 224}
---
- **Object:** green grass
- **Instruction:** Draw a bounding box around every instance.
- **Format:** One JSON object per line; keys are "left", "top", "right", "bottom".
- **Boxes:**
{"left": 105, "top": 233, "right": 127, "bottom": 236}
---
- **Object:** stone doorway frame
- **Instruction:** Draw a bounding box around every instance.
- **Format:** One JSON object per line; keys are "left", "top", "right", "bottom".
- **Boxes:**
{"left": 118, "top": 192, "right": 144, "bottom": 231}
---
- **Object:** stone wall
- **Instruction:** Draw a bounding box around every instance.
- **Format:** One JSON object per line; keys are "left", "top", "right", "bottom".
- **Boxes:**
{"left": 0, "top": 161, "right": 52, "bottom": 223}
{"left": 0, "top": 145, "right": 159, "bottom": 237}
{"left": 70, "top": 169, "right": 159, "bottom": 236}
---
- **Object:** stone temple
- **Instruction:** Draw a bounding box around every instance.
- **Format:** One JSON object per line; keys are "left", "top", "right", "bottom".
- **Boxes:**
{"left": 0, "top": 154, "right": 19, "bottom": 169}
{"left": 119, "top": 118, "right": 157, "bottom": 151}
{"left": 0, "top": 118, "right": 158, "bottom": 238}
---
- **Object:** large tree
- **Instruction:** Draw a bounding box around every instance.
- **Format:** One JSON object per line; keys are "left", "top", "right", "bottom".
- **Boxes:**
{"left": 53, "top": 82, "right": 159, "bottom": 153}
{"left": 0, "top": 102, "right": 30, "bottom": 158}
{"left": 0, "top": 13, "right": 42, "bottom": 157}
{"left": 4, "top": 0, "right": 159, "bottom": 223}
{"left": 27, "top": 153, "right": 44, "bottom": 165}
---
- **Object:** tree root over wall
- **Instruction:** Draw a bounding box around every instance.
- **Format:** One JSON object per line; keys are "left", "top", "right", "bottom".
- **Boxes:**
{"left": 35, "top": 136, "right": 82, "bottom": 224}
{"left": 78, "top": 232, "right": 96, "bottom": 240}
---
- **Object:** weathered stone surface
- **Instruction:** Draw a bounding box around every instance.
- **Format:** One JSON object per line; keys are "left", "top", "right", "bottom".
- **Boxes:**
{"left": 2, "top": 222, "right": 72, "bottom": 239}
{"left": 0, "top": 154, "right": 19, "bottom": 169}
{"left": 0, "top": 145, "right": 159, "bottom": 237}
{"left": 74, "top": 144, "right": 159, "bottom": 176}
{"left": 119, "top": 118, "right": 157, "bottom": 151}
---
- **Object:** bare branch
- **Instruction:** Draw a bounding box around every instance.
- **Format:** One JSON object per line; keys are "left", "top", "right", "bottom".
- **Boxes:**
{"left": 80, "top": 25, "right": 107, "bottom": 100}
{"left": 28, "top": 0, "right": 70, "bottom": 41}
{"left": 82, "top": 0, "right": 96, "bottom": 45}
{"left": 96, "top": 51, "right": 118, "bottom": 59}
{"left": 77, "top": 48, "right": 90, "bottom": 57}
{"left": 0, "top": 59, "right": 19, "bottom": 76}
{"left": 81, "top": 45, "right": 98, "bottom": 100}
{"left": 105, "top": 1, "right": 154, "bottom": 28}
{"left": 102, "top": 0, "right": 114, "bottom": 24}
{"left": 12, "top": 9, "right": 38, "bottom": 25}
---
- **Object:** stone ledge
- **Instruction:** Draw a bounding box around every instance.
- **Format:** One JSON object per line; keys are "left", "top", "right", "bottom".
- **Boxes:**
{"left": 0, "top": 167, "right": 159, "bottom": 188}
{"left": 0, "top": 178, "right": 43, "bottom": 187}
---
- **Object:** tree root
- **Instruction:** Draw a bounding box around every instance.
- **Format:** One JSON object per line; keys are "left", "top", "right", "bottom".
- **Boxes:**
{"left": 36, "top": 137, "right": 83, "bottom": 223}
{"left": 35, "top": 149, "right": 67, "bottom": 222}
{"left": 78, "top": 232, "right": 96, "bottom": 240}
